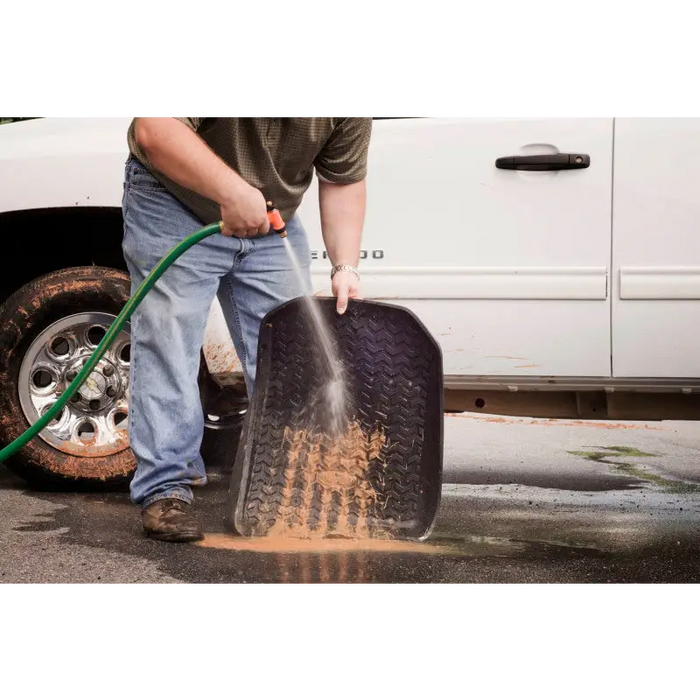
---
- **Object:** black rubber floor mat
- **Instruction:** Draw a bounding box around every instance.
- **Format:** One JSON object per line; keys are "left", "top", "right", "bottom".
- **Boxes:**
{"left": 225, "top": 298, "right": 444, "bottom": 542}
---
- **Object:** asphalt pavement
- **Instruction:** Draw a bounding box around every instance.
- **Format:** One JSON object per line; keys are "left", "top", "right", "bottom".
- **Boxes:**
{"left": 2, "top": 413, "right": 700, "bottom": 584}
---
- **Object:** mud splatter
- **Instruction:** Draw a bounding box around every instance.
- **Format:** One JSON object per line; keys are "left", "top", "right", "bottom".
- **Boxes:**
{"left": 203, "top": 341, "right": 242, "bottom": 375}
{"left": 195, "top": 533, "right": 446, "bottom": 554}
{"left": 264, "top": 421, "right": 390, "bottom": 540}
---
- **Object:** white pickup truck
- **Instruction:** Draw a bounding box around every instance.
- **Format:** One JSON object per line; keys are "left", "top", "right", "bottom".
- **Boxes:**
{"left": 1, "top": 117, "right": 698, "bottom": 487}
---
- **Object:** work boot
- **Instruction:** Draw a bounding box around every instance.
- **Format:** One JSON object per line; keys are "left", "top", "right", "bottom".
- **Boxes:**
{"left": 141, "top": 498, "right": 204, "bottom": 543}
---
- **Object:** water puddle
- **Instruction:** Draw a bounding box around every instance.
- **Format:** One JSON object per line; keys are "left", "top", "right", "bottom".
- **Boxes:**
{"left": 194, "top": 532, "right": 539, "bottom": 559}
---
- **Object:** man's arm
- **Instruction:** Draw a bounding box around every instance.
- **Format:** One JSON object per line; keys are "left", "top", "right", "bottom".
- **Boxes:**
{"left": 134, "top": 118, "right": 269, "bottom": 237}
{"left": 319, "top": 179, "right": 366, "bottom": 268}
{"left": 314, "top": 118, "right": 372, "bottom": 314}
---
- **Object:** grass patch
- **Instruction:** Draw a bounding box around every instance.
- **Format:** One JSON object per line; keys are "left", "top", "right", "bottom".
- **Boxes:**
{"left": 568, "top": 446, "right": 700, "bottom": 494}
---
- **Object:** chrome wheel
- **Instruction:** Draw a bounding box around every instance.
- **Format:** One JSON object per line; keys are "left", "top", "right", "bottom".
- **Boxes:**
{"left": 18, "top": 312, "right": 131, "bottom": 458}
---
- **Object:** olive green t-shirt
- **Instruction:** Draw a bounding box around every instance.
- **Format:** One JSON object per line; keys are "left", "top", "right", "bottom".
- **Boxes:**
{"left": 127, "top": 118, "right": 373, "bottom": 224}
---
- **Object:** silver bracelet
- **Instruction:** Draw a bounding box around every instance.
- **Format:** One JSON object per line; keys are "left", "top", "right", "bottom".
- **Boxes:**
{"left": 330, "top": 265, "right": 360, "bottom": 281}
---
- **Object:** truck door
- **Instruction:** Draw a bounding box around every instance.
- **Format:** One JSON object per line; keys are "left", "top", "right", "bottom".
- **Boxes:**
{"left": 612, "top": 118, "right": 700, "bottom": 379}
{"left": 298, "top": 118, "right": 615, "bottom": 381}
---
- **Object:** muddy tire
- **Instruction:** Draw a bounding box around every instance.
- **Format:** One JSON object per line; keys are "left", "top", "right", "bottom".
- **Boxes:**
{"left": 0, "top": 267, "right": 136, "bottom": 489}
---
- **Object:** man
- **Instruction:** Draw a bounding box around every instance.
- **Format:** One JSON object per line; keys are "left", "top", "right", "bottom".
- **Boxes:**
{"left": 121, "top": 118, "right": 372, "bottom": 543}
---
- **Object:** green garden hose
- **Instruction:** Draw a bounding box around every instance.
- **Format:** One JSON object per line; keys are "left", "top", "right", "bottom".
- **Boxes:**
{"left": 0, "top": 221, "right": 224, "bottom": 464}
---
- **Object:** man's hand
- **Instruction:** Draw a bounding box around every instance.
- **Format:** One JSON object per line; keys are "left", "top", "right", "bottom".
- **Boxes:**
{"left": 332, "top": 270, "right": 361, "bottom": 315}
{"left": 220, "top": 184, "right": 270, "bottom": 238}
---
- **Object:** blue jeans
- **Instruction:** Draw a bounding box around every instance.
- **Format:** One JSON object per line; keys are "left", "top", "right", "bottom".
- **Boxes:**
{"left": 121, "top": 157, "right": 312, "bottom": 509}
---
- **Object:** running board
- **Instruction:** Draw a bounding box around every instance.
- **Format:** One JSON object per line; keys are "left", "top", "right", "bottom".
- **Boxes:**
{"left": 444, "top": 375, "right": 700, "bottom": 393}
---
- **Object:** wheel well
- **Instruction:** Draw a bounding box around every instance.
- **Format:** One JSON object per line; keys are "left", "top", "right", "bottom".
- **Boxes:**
{"left": 0, "top": 207, "right": 127, "bottom": 305}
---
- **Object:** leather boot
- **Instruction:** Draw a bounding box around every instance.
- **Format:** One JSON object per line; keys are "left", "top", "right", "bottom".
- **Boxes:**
{"left": 142, "top": 498, "right": 204, "bottom": 543}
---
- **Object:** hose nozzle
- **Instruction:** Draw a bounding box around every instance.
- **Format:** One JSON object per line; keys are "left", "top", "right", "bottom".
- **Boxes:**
{"left": 267, "top": 202, "right": 287, "bottom": 238}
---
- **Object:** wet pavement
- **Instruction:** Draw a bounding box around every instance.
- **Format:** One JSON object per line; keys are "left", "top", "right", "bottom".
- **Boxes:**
{"left": 1, "top": 413, "right": 700, "bottom": 583}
